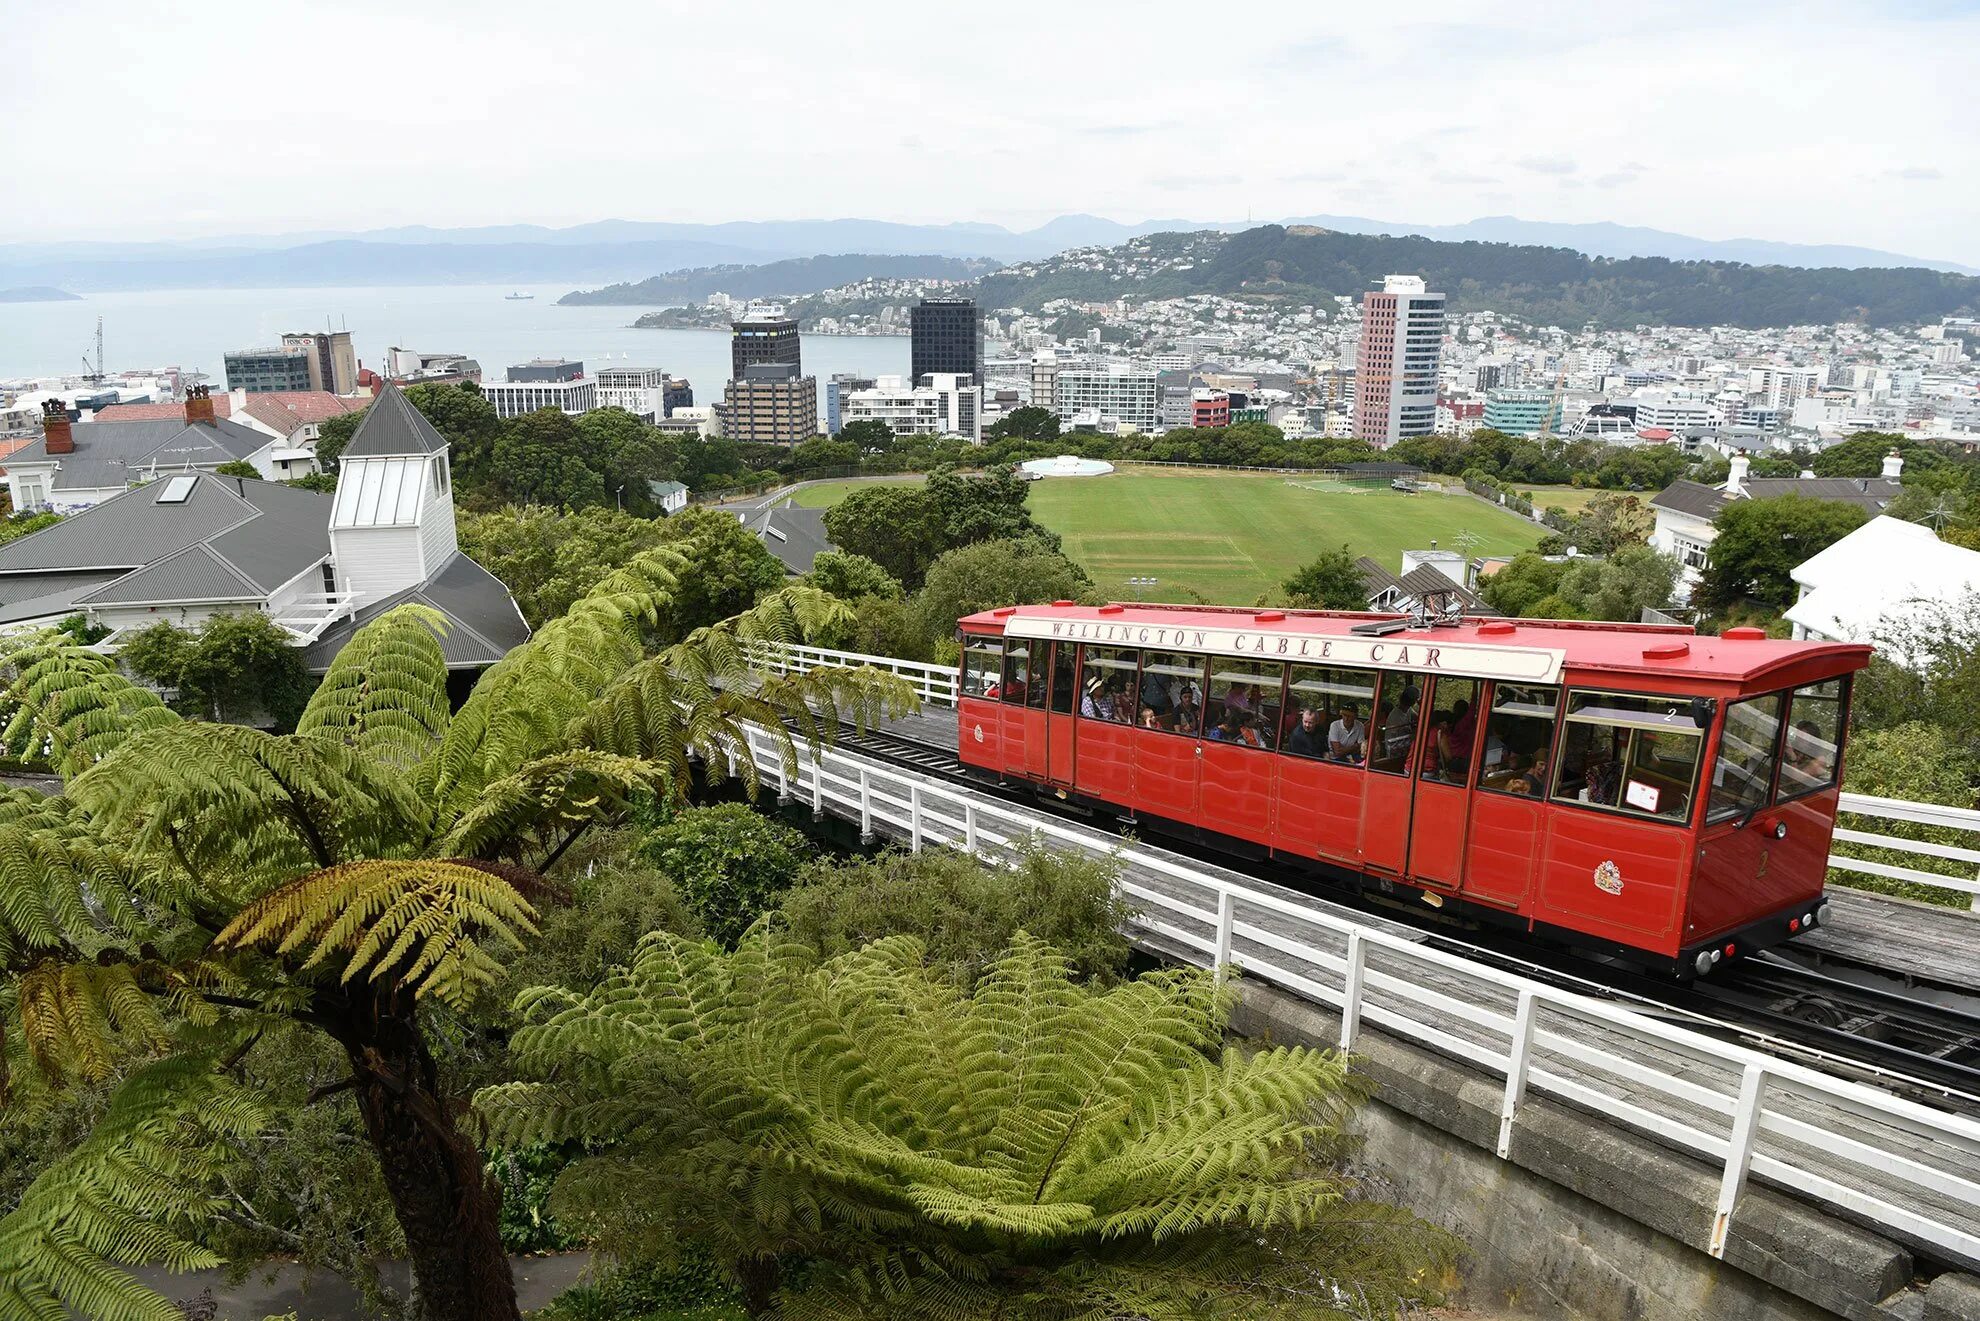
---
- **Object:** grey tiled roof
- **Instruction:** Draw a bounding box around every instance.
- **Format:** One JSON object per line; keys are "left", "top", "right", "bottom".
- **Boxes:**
{"left": 1397, "top": 565, "right": 1489, "bottom": 611}
{"left": 6, "top": 418, "right": 267, "bottom": 492}
{"left": 0, "top": 572, "right": 125, "bottom": 624}
{"left": 302, "top": 552, "right": 530, "bottom": 671}
{"left": 80, "top": 543, "right": 264, "bottom": 605}
{"left": 741, "top": 502, "right": 834, "bottom": 575}
{"left": 1354, "top": 555, "right": 1405, "bottom": 597}
{"left": 0, "top": 474, "right": 332, "bottom": 609}
{"left": 1650, "top": 476, "right": 1902, "bottom": 521}
{"left": 340, "top": 383, "right": 449, "bottom": 459}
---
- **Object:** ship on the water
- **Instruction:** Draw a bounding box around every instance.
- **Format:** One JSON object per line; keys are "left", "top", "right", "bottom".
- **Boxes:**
{"left": 504, "top": 291, "right": 535, "bottom": 300}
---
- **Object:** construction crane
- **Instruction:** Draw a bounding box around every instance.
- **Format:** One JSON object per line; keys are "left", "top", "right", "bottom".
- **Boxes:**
{"left": 1535, "top": 365, "right": 1568, "bottom": 442}
{"left": 80, "top": 317, "right": 104, "bottom": 382}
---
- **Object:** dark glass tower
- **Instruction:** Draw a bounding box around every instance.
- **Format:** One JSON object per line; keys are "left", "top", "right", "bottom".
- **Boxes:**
{"left": 731, "top": 315, "right": 801, "bottom": 381}
{"left": 910, "top": 298, "right": 982, "bottom": 386}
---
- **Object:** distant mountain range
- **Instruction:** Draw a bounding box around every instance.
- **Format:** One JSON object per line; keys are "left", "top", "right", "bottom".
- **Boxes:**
{"left": 558, "top": 254, "right": 1001, "bottom": 306}
{"left": 0, "top": 286, "right": 80, "bottom": 303}
{"left": 1, "top": 213, "right": 1968, "bottom": 293}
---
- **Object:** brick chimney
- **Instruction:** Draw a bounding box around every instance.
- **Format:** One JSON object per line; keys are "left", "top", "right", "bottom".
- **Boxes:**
{"left": 184, "top": 383, "right": 216, "bottom": 426}
{"left": 40, "top": 399, "right": 73, "bottom": 455}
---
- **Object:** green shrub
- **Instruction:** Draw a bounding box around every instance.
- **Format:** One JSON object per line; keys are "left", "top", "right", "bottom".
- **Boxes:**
{"left": 535, "top": 1253, "right": 744, "bottom": 1321}
{"left": 638, "top": 805, "right": 809, "bottom": 946}
{"left": 776, "top": 843, "right": 1134, "bottom": 984}
{"left": 515, "top": 835, "right": 701, "bottom": 991}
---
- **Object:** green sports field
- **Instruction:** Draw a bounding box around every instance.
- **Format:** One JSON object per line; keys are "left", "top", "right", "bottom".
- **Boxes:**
{"left": 1024, "top": 469, "right": 1544, "bottom": 603}
{"left": 782, "top": 468, "right": 1545, "bottom": 602}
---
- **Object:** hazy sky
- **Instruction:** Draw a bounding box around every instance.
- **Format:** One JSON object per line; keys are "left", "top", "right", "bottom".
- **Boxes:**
{"left": 10, "top": 0, "right": 1977, "bottom": 262}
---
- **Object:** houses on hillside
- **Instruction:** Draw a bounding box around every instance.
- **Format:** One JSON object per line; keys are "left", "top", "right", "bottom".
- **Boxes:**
{"left": 0, "top": 384, "right": 527, "bottom": 673}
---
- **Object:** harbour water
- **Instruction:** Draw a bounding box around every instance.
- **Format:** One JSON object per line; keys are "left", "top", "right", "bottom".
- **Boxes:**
{"left": 0, "top": 284, "right": 910, "bottom": 407}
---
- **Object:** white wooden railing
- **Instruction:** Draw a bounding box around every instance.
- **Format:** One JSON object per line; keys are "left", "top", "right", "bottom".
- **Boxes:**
{"left": 736, "top": 728, "right": 1980, "bottom": 1275}
{"left": 742, "top": 639, "right": 1980, "bottom": 910}
{"left": 744, "top": 640, "right": 959, "bottom": 706}
{"left": 728, "top": 725, "right": 1980, "bottom": 1270}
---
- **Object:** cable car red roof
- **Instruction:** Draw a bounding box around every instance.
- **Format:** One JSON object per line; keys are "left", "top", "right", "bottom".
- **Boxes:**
{"left": 958, "top": 602, "right": 1871, "bottom": 687}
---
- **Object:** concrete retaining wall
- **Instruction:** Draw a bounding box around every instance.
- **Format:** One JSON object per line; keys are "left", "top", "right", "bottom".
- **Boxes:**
{"left": 1231, "top": 979, "right": 1980, "bottom": 1321}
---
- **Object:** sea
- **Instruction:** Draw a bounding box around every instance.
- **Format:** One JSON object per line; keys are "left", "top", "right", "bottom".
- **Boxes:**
{"left": 0, "top": 284, "right": 911, "bottom": 411}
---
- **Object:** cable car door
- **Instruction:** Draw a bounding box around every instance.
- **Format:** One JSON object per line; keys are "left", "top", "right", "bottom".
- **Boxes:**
{"left": 1044, "top": 642, "right": 1076, "bottom": 784}
{"left": 1405, "top": 677, "right": 1483, "bottom": 891}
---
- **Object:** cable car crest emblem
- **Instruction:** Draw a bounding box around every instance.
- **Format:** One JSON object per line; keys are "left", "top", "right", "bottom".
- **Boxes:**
{"left": 1593, "top": 860, "right": 1624, "bottom": 896}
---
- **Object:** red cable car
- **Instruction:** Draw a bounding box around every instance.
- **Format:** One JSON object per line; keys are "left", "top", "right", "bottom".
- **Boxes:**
{"left": 956, "top": 602, "right": 1870, "bottom": 977}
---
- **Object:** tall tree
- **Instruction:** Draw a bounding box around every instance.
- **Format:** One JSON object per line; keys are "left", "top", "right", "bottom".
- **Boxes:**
{"left": 1279, "top": 544, "right": 1368, "bottom": 610}
{"left": 0, "top": 556, "right": 909, "bottom": 1320}
{"left": 1694, "top": 494, "right": 1867, "bottom": 612}
{"left": 489, "top": 408, "right": 605, "bottom": 509}
{"left": 484, "top": 932, "right": 1454, "bottom": 1319}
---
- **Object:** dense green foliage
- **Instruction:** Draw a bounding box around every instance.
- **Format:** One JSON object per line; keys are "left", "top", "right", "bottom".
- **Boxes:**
{"left": 1279, "top": 545, "right": 1367, "bottom": 610}
{"left": 457, "top": 504, "right": 786, "bottom": 630}
{"left": 1391, "top": 428, "right": 1695, "bottom": 491}
{"left": 485, "top": 931, "right": 1454, "bottom": 1319}
{"left": 116, "top": 612, "right": 315, "bottom": 729}
{"left": 823, "top": 469, "right": 1061, "bottom": 589}
{"left": 1478, "top": 544, "right": 1681, "bottom": 622}
{"left": 1837, "top": 720, "right": 1980, "bottom": 905}
{"left": 912, "top": 537, "right": 1096, "bottom": 638}
{"left": 972, "top": 225, "right": 1980, "bottom": 328}
{"left": 638, "top": 805, "right": 811, "bottom": 946}
{"left": 777, "top": 846, "right": 1135, "bottom": 985}
{"left": 1694, "top": 494, "right": 1868, "bottom": 612}
{"left": 0, "top": 539, "right": 910, "bottom": 1320}
{"left": 213, "top": 459, "right": 263, "bottom": 480}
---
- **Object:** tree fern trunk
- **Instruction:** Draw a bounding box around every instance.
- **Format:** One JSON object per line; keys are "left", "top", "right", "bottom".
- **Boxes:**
{"left": 334, "top": 994, "right": 521, "bottom": 1321}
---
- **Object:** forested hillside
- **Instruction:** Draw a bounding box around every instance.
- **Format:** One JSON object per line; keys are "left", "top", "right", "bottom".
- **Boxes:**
{"left": 970, "top": 225, "right": 1980, "bottom": 328}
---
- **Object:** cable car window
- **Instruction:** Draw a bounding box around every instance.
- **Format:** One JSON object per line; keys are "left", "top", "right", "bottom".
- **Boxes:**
{"left": 1708, "top": 694, "right": 1784, "bottom": 822}
{"left": 1048, "top": 642, "right": 1077, "bottom": 715}
{"left": 1477, "top": 684, "right": 1560, "bottom": 798}
{"left": 962, "top": 637, "right": 1001, "bottom": 699}
{"left": 1778, "top": 678, "right": 1844, "bottom": 799}
{"left": 1205, "top": 660, "right": 1283, "bottom": 750}
{"left": 999, "top": 639, "right": 1032, "bottom": 706}
{"left": 1552, "top": 690, "right": 1704, "bottom": 823}
{"left": 1285, "top": 665, "right": 1377, "bottom": 763}
{"left": 1078, "top": 646, "right": 1137, "bottom": 724}
{"left": 1369, "top": 673, "right": 1427, "bottom": 776}
{"left": 1418, "top": 677, "right": 1483, "bottom": 785}
{"left": 1137, "top": 651, "right": 1206, "bottom": 736}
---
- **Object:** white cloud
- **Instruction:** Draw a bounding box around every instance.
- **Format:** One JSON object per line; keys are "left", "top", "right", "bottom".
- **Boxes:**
{"left": 1, "top": 0, "right": 1973, "bottom": 264}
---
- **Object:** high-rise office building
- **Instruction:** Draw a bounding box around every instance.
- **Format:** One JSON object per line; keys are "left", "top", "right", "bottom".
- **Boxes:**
{"left": 225, "top": 347, "right": 313, "bottom": 393}
{"left": 910, "top": 298, "right": 983, "bottom": 386}
{"left": 715, "top": 364, "right": 817, "bottom": 445}
{"left": 731, "top": 312, "right": 801, "bottom": 381}
{"left": 1054, "top": 363, "right": 1159, "bottom": 434}
{"left": 281, "top": 330, "right": 358, "bottom": 395}
{"left": 1352, "top": 275, "right": 1445, "bottom": 446}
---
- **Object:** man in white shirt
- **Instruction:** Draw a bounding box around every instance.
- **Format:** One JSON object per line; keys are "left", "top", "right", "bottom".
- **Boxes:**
{"left": 1327, "top": 706, "right": 1367, "bottom": 762}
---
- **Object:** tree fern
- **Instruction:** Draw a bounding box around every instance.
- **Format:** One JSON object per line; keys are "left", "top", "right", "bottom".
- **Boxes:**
{"left": 486, "top": 931, "right": 1455, "bottom": 1319}
{"left": 0, "top": 539, "right": 907, "bottom": 1317}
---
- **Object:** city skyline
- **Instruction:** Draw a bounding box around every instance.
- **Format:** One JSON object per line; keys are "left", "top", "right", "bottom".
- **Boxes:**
{"left": 6, "top": 0, "right": 1974, "bottom": 264}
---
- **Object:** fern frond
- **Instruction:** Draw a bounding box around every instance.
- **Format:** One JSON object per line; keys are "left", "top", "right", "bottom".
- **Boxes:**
{"left": 439, "top": 749, "right": 662, "bottom": 860}
{"left": 296, "top": 603, "right": 452, "bottom": 772}
{"left": 215, "top": 858, "right": 539, "bottom": 1009}
{"left": 0, "top": 632, "right": 179, "bottom": 780}
{"left": 0, "top": 1053, "right": 266, "bottom": 1321}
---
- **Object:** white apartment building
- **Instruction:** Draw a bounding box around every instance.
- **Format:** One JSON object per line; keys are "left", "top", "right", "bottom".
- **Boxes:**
{"left": 1630, "top": 389, "right": 1723, "bottom": 433}
{"left": 1054, "top": 362, "right": 1159, "bottom": 434}
{"left": 844, "top": 374, "right": 981, "bottom": 442}
{"left": 480, "top": 377, "right": 597, "bottom": 419}
{"left": 1029, "top": 351, "right": 1060, "bottom": 415}
{"left": 595, "top": 366, "right": 669, "bottom": 420}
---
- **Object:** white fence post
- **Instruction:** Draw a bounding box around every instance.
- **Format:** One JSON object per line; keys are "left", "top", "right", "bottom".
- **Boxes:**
{"left": 1712, "top": 1063, "right": 1768, "bottom": 1258}
{"left": 1338, "top": 930, "right": 1367, "bottom": 1051}
{"left": 964, "top": 802, "right": 978, "bottom": 854}
{"left": 857, "top": 767, "right": 874, "bottom": 843}
{"left": 1498, "top": 990, "right": 1538, "bottom": 1159}
{"left": 810, "top": 756, "right": 824, "bottom": 820}
{"left": 909, "top": 783, "right": 923, "bottom": 852}
{"left": 1214, "top": 888, "right": 1236, "bottom": 981}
